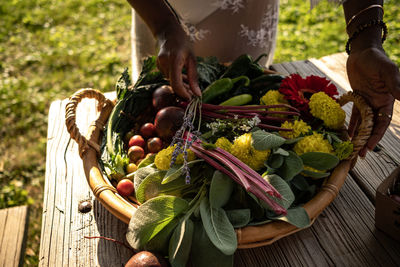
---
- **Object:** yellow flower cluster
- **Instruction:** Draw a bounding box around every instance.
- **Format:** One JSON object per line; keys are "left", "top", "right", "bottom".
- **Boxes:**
{"left": 279, "top": 119, "right": 311, "bottom": 139}
{"left": 293, "top": 132, "right": 334, "bottom": 155}
{"left": 260, "top": 90, "right": 288, "bottom": 117}
{"left": 309, "top": 92, "right": 345, "bottom": 129}
{"left": 230, "top": 133, "right": 270, "bottom": 171}
{"left": 215, "top": 137, "right": 233, "bottom": 152}
{"left": 154, "top": 145, "right": 196, "bottom": 170}
{"left": 334, "top": 141, "right": 353, "bottom": 160}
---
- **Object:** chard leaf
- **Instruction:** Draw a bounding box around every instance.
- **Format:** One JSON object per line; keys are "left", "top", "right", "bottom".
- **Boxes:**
{"left": 126, "top": 195, "right": 189, "bottom": 250}
{"left": 162, "top": 159, "right": 204, "bottom": 184}
{"left": 264, "top": 174, "right": 294, "bottom": 209}
{"left": 300, "top": 152, "right": 339, "bottom": 171}
{"left": 225, "top": 209, "right": 251, "bottom": 228}
{"left": 169, "top": 218, "right": 194, "bottom": 267}
{"left": 277, "top": 151, "right": 303, "bottom": 181}
{"left": 210, "top": 171, "right": 234, "bottom": 208}
{"left": 301, "top": 169, "right": 331, "bottom": 179}
{"left": 190, "top": 221, "right": 234, "bottom": 267}
{"left": 274, "top": 207, "right": 310, "bottom": 228}
{"left": 200, "top": 198, "right": 237, "bottom": 255}
{"left": 251, "top": 130, "right": 286, "bottom": 150}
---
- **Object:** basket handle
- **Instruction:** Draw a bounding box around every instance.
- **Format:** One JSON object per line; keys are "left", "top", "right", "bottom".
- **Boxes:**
{"left": 338, "top": 91, "right": 374, "bottom": 160}
{"left": 65, "top": 88, "right": 114, "bottom": 158}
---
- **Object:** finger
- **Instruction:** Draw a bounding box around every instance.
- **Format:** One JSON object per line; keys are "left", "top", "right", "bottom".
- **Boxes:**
{"left": 170, "top": 54, "right": 191, "bottom": 100}
{"left": 348, "top": 105, "right": 360, "bottom": 138}
{"left": 186, "top": 54, "right": 202, "bottom": 97}
{"left": 366, "top": 108, "right": 393, "bottom": 151}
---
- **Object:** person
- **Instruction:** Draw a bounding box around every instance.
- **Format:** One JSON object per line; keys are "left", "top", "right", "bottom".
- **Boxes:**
{"left": 127, "top": 0, "right": 400, "bottom": 157}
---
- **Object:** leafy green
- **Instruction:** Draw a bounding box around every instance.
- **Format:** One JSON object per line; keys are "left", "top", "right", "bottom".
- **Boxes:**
{"left": 209, "top": 171, "right": 234, "bottom": 208}
{"left": 274, "top": 207, "right": 310, "bottom": 228}
{"left": 276, "top": 151, "right": 303, "bottom": 181}
{"left": 126, "top": 195, "right": 189, "bottom": 250}
{"left": 190, "top": 221, "right": 234, "bottom": 267}
{"left": 301, "top": 169, "right": 331, "bottom": 179}
{"left": 264, "top": 174, "right": 295, "bottom": 209}
{"left": 199, "top": 197, "right": 237, "bottom": 255}
{"left": 252, "top": 130, "right": 286, "bottom": 150}
{"left": 169, "top": 218, "right": 194, "bottom": 267}
{"left": 225, "top": 209, "right": 251, "bottom": 228}
{"left": 300, "top": 152, "right": 339, "bottom": 171}
{"left": 162, "top": 159, "right": 204, "bottom": 184}
{"left": 133, "top": 164, "right": 158, "bottom": 192}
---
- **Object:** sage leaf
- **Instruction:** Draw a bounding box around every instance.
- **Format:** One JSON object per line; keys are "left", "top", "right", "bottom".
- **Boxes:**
{"left": 284, "top": 136, "right": 303, "bottom": 145}
{"left": 210, "top": 171, "right": 234, "bottom": 208}
{"left": 199, "top": 197, "right": 237, "bottom": 255}
{"left": 277, "top": 151, "right": 303, "bottom": 181}
{"left": 135, "top": 170, "right": 166, "bottom": 203}
{"left": 274, "top": 147, "right": 290, "bottom": 156}
{"left": 300, "top": 152, "right": 339, "bottom": 171}
{"left": 144, "top": 217, "right": 180, "bottom": 254}
{"left": 274, "top": 206, "right": 310, "bottom": 228}
{"left": 190, "top": 221, "right": 234, "bottom": 267}
{"left": 133, "top": 164, "right": 158, "bottom": 191}
{"left": 169, "top": 218, "right": 194, "bottom": 267}
{"left": 126, "top": 195, "right": 189, "bottom": 250}
{"left": 252, "top": 130, "right": 286, "bottom": 150}
{"left": 162, "top": 159, "right": 204, "bottom": 184}
{"left": 264, "top": 174, "right": 294, "bottom": 209}
{"left": 268, "top": 154, "right": 284, "bottom": 169}
{"left": 225, "top": 209, "right": 251, "bottom": 228}
{"left": 301, "top": 169, "right": 331, "bottom": 179}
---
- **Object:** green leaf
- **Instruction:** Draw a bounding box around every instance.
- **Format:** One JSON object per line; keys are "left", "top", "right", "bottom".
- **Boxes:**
{"left": 126, "top": 195, "right": 189, "bottom": 250}
{"left": 169, "top": 218, "right": 194, "bottom": 267}
{"left": 301, "top": 169, "right": 331, "bottom": 179}
{"left": 300, "top": 152, "right": 339, "bottom": 171}
{"left": 277, "top": 151, "right": 303, "bottom": 181}
{"left": 209, "top": 171, "right": 234, "bottom": 208}
{"left": 274, "top": 148, "right": 290, "bottom": 156}
{"left": 190, "top": 221, "right": 234, "bottom": 267}
{"left": 162, "top": 159, "right": 204, "bottom": 184}
{"left": 291, "top": 175, "right": 310, "bottom": 191}
{"left": 144, "top": 216, "right": 180, "bottom": 254}
{"left": 133, "top": 164, "right": 158, "bottom": 191}
{"left": 137, "top": 154, "right": 156, "bottom": 168}
{"left": 199, "top": 198, "right": 237, "bottom": 255}
{"left": 268, "top": 154, "right": 284, "bottom": 169}
{"left": 247, "top": 218, "right": 273, "bottom": 226}
{"left": 274, "top": 207, "right": 310, "bottom": 228}
{"left": 284, "top": 136, "right": 303, "bottom": 145}
{"left": 264, "top": 174, "right": 295, "bottom": 209}
{"left": 251, "top": 130, "right": 286, "bottom": 150}
{"left": 225, "top": 209, "right": 251, "bottom": 228}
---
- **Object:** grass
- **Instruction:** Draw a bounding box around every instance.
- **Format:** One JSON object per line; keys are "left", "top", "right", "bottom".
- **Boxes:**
{"left": 0, "top": 0, "right": 398, "bottom": 265}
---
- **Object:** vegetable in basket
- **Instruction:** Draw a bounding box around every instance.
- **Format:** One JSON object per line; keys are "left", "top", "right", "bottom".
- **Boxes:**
{"left": 100, "top": 54, "right": 351, "bottom": 267}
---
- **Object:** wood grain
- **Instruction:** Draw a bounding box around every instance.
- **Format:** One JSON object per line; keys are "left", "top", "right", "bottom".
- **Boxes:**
{"left": 0, "top": 205, "right": 29, "bottom": 267}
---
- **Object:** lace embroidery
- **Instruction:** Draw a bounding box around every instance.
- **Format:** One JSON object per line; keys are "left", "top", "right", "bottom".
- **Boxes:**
{"left": 239, "top": 4, "right": 279, "bottom": 49}
{"left": 213, "top": 0, "right": 245, "bottom": 13}
{"left": 182, "top": 22, "right": 211, "bottom": 42}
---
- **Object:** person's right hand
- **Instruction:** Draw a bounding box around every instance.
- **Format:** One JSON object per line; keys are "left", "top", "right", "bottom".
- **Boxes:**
{"left": 156, "top": 25, "right": 201, "bottom": 100}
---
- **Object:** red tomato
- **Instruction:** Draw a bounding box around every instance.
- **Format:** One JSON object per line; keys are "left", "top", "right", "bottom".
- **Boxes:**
{"left": 116, "top": 179, "right": 134, "bottom": 197}
{"left": 128, "top": 146, "right": 145, "bottom": 162}
{"left": 140, "top": 123, "right": 156, "bottom": 138}
{"left": 147, "top": 137, "right": 163, "bottom": 153}
{"left": 128, "top": 135, "right": 145, "bottom": 148}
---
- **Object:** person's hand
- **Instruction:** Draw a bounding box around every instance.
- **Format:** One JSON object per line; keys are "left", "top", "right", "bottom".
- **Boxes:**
{"left": 346, "top": 47, "right": 400, "bottom": 157}
{"left": 156, "top": 25, "right": 201, "bottom": 100}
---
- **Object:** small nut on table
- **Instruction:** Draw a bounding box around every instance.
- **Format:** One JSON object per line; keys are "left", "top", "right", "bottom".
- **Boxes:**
{"left": 78, "top": 200, "right": 92, "bottom": 213}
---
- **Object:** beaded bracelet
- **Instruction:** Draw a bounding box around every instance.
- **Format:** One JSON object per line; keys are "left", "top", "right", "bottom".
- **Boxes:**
{"left": 345, "top": 20, "right": 387, "bottom": 55}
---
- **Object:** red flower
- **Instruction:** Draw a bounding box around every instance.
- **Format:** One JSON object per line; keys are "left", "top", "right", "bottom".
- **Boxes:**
{"left": 279, "top": 74, "right": 338, "bottom": 115}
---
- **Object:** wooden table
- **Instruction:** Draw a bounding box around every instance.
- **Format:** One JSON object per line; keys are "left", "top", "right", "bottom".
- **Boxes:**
{"left": 39, "top": 53, "right": 400, "bottom": 267}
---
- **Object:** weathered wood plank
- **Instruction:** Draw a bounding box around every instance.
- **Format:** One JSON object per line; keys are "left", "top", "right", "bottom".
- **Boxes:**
{"left": 39, "top": 98, "right": 133, "bottom": 267}
{"left": 235, "top": 176, "right": 400, "bottom": 267}
{"left": 0, "top": 205, "right": 29, "bottom": 267}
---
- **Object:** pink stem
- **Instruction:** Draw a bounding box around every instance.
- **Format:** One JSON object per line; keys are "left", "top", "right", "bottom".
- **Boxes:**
{"left": 250, "top": 187, "right": 287, "bottom": 215}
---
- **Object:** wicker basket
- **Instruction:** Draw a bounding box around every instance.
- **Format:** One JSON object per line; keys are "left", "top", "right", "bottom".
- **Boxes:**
{"left": 65, "top": 88, "right": 373, "bottom": 248}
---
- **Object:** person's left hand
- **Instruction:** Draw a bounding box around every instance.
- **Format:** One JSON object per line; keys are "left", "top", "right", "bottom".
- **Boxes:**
{"left": 346, "top": 47, "right": 400, "bottom": 157}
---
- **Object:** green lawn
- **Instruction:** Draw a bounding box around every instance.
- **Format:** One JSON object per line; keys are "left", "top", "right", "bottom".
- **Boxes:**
{"left": 0, "top": 0, "right": 398, "bottom": 265}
